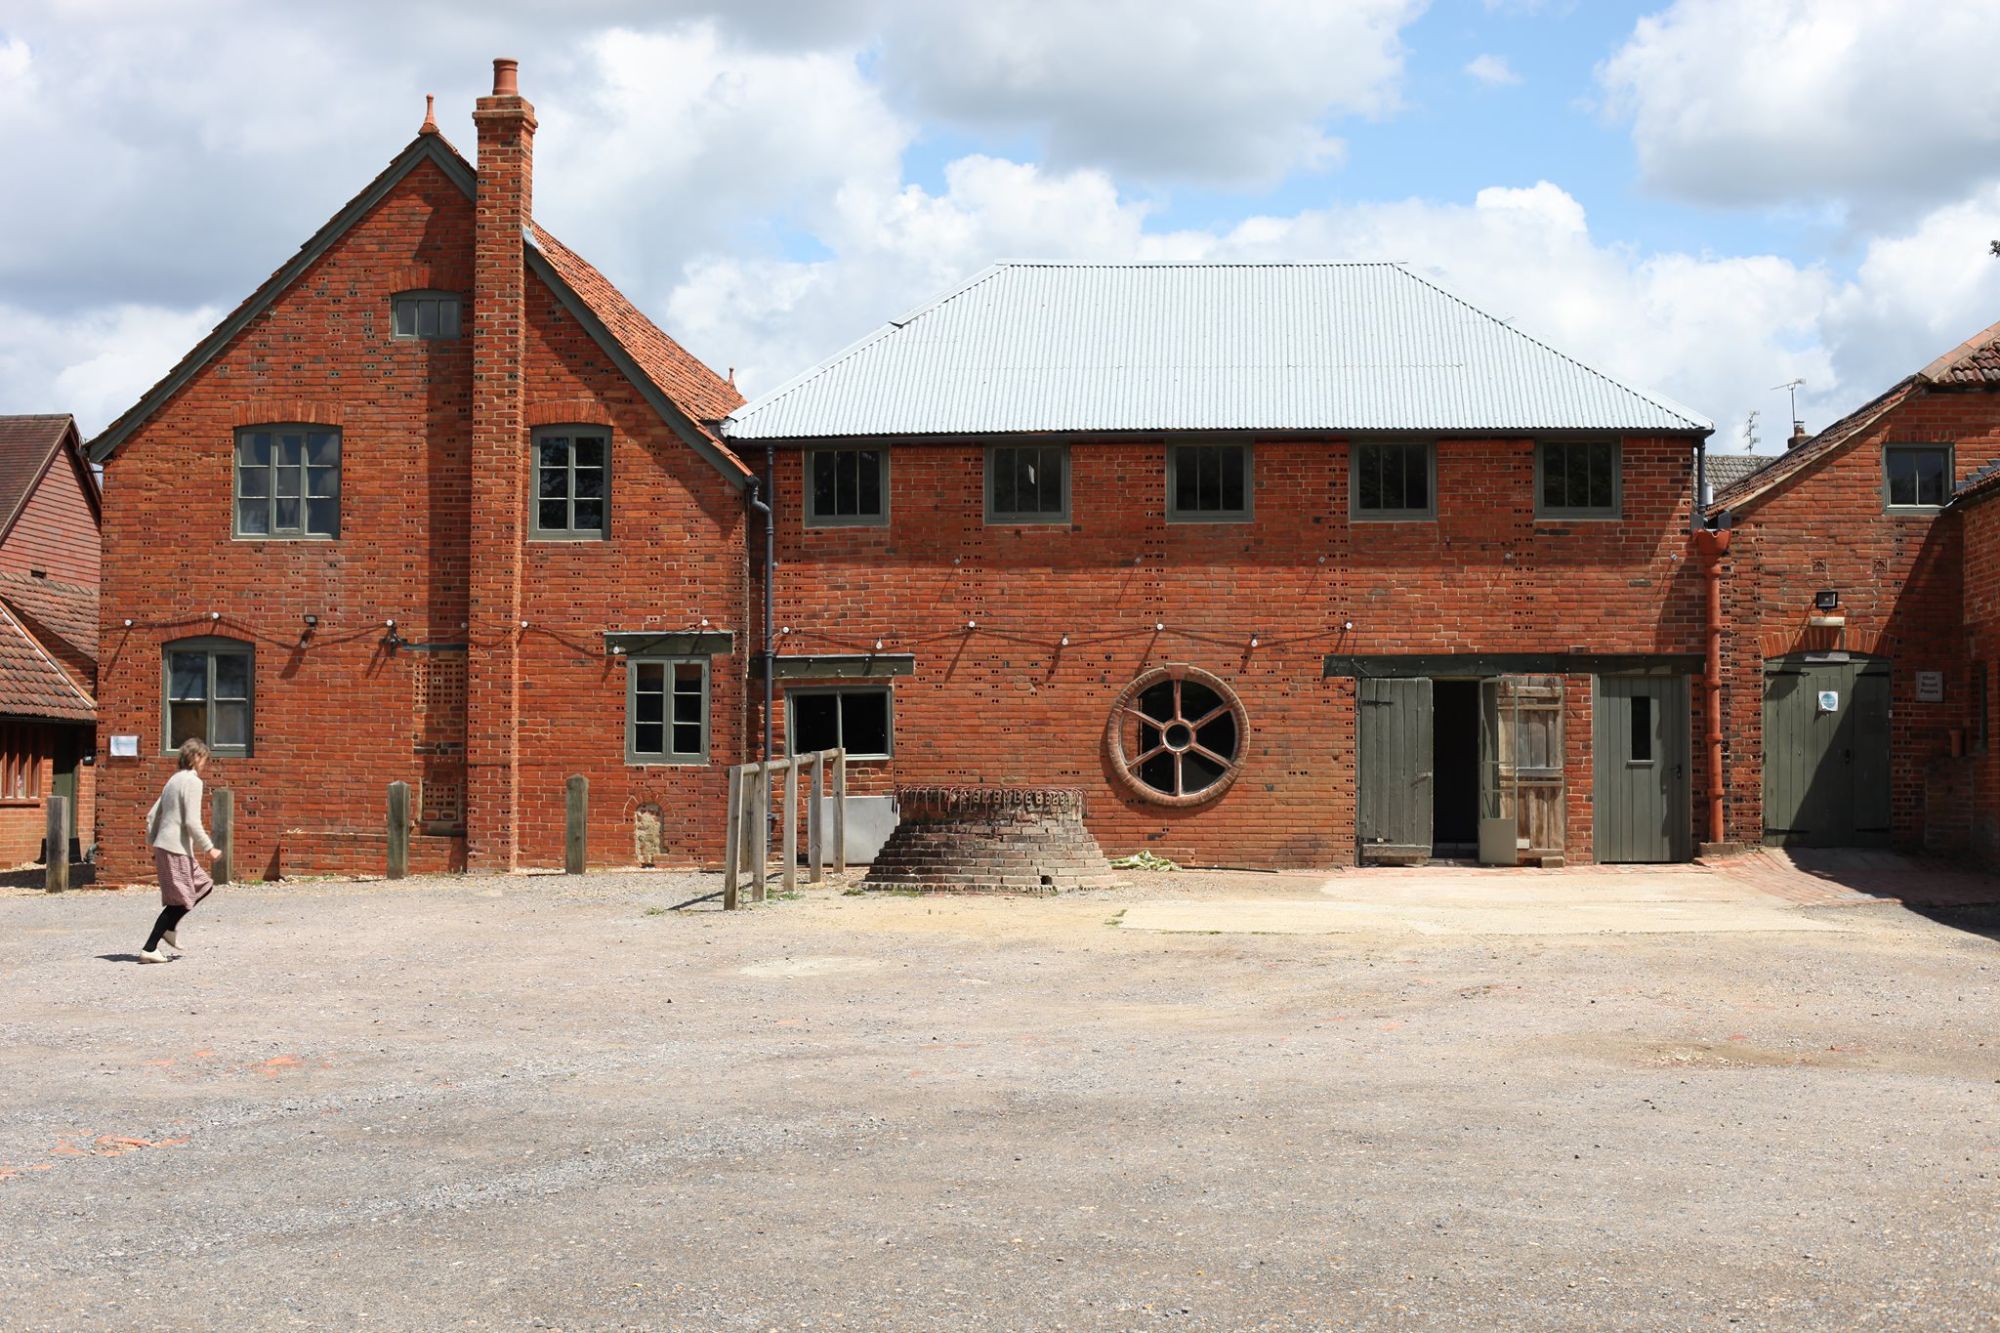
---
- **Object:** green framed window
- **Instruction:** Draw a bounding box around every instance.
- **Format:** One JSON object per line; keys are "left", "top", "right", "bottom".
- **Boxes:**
{"left": 235, "top": 426, "right": 339, "bottom": 539}
{"left": 628, "top": 657, "right": 707, "bottom": 764}
{"left": 1884, "top": 443, "right": 1951, "bottom": 510}
{"left": 391, "top": 291, "right": 462, "bottom": 340}
{"left": 1167, "top": 442, "right": 1251, "bottom": 522}
{"left": 1536, "top": 439, "right": 1620, "bottom": 519}
{"left": 164, "top": 637, "right": 252, "bottom": 757}
{"left": 986, "top": 444, "right": 1069, "bottom": 524}
{"left": 787, "top": 686, "right": 892, "bottom": 760}
{"left": 806, "top": 447, "right": 889, "bottom": 527}
{"left": 532, "top": 427, "right": 611, "bottom": 540}
{"left": 1351, "top": 441, "right": 1434, "bottom": 520}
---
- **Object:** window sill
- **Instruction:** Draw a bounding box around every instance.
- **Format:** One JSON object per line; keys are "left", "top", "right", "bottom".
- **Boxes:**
{"left": 1166, "top": 513, "right": 1253, "bottom": 525}
{"left": 1884, "top": 505, "right": 1944, "bottom": 516}
{"left": 803, "top": 517, "right": 890, "bottom": 530}
{"left": 529, "top": 534, "right": 612, "bottom": 544}
{"left": 232, "top": 534, "right": 339, "bottom": 543}
{"left": 1534, "top": 513, "right": 1621, "bottom": 524}
{"left": 626, "top": 758, "right": 707, "bottom": 768}
{"left": 1351, "top": 512, "right": 1437, "bottom": 524}
{"left": 0, "top": 797, "right": 43, "bottom": 807}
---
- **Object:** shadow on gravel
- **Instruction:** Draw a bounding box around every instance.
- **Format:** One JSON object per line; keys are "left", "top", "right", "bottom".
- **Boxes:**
{"left": 1907, "top": 903, "right": 2000, "bottom": 943}
{"left": 667, "top": 890, "right": 723, "bottom": 911}
{"left": 96, "top": 953, "right": 163, "bottom": 965}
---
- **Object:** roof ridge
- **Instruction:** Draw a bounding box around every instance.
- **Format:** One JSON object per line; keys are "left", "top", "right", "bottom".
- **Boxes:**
{"left": 727, "top": 264, "right": 1012, "bottom": 428}
{"left": 1386, "top": 265, "right": 1712, "bottom": 433}
{"left": 1918, "top": 314, "right": 2000, "bottom": 383}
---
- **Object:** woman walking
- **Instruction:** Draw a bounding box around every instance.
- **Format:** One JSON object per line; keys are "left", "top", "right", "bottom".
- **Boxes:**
{"left": 139, "top": 739, "right": 223, "bottom": 964}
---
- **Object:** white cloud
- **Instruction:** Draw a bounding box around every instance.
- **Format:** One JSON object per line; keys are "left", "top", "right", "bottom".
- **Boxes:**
{"left": 0, "top": 302, "right": 224, "bottom": 431}
{"left": 1599, "top": 0, "right": 2000, "bottom": 216}
{"left": 877, "top": 0, "right": 1424, "bottom": 185}
{"left": 1464, "top": 54, "right": 1522, "bottom": 87}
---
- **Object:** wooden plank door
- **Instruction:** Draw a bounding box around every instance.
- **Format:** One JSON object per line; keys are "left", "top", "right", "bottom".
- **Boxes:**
{"left": 1763, "top": 659, "right": 1891, "bottom": 847}
{"left": 1594, "top": 676, "right": 1691, "bottom": 862}
{"left": 1358, "top": 676, "right": 1432, "bottom": 862}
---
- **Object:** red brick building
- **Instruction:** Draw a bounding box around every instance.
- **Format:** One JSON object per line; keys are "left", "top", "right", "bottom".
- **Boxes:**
{"left": 725, "top": 262, "right": 1716, "bottom": 868}
{"left": 1708, "top": 319, "right": 2000, "bottom": 854}
{"left": 0, "top": 414, "right": 99, "bottom": 865}
{"left": 87, "top": 63, "right": 749, "bottom": 884}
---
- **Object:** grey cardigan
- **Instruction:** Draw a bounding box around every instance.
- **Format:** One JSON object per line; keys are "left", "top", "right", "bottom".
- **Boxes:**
{"left": 147, "top": 769, "right": 215, "bottom": 858}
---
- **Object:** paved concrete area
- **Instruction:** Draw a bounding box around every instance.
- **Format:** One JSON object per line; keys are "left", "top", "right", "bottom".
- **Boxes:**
{"left": 3, "top": 862, "right": 1998, "bottom": 1329}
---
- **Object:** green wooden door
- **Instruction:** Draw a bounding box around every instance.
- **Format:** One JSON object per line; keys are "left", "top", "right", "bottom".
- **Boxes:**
{"left": 1594, "top": 675, "right": 1692, "bottom": 862}
{"left": 48, "top": 729, "right": 79, "bottom": 862}
{"left": 1358, "top": 676, "right": 1432, "bottom": 862}
{"left": 1762, "top": 659, "right": 1891, "bottom": 847}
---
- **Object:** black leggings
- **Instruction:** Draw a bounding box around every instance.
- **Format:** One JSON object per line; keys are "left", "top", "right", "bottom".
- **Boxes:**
{"left": 144, "top": 906, "right": 188, "bottom": 952}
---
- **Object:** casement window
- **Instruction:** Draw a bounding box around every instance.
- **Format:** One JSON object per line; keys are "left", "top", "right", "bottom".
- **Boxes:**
{"left": 1884, "top": 443, "right": 1951, "bottom": 510}
{"left": 787, "top": 687, "right": 892, "bottom": 760}
{"left": 164, "top": 638, "right": 253, "bottom": 757}
{"left": 532, "top": 427, "right": 611, "bottom": 540}
{"left": 235, "top": 426, "right": 339, "bottom": 539}
{"left": 1167, "top": 442, "right": 1252, "bottom": 522}
{"left": 1536, "top": 439, "right": 1621, "bottom": 519}
{"left": 1351, "top": 441, "right": 1435, "bottom": 520}
{"left": 986, "top": 444, "right": 1070, "bottom": 524}
{"left": 0, "top": 722, "right": 43, "bottom": 800}
{"left": 628, "top": 658, "right": 707, "bottom": 764}
{"left": 391, "top": 291, "right": 462, "bottom": 340}
{"left": 806, "top": 447, "right": 889, "bottom": 527}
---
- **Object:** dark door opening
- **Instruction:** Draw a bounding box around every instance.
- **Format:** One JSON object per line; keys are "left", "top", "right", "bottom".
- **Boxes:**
{"left": 1432, "top": 679, "right": 1481, "bottom": 853}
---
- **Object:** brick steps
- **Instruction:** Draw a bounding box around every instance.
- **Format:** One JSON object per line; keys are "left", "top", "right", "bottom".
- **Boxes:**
{"left": 861, "top": 785, "right": 1119, "bottom": 896}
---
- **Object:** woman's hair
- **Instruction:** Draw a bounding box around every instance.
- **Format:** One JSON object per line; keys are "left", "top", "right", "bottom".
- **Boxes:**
{"left": 177, "top": 738, "right": 211, "bottom": 770}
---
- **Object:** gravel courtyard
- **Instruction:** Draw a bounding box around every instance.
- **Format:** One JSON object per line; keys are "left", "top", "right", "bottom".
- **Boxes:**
{"left": 2, "top": 862, "right": 1997, "bottom": 1330}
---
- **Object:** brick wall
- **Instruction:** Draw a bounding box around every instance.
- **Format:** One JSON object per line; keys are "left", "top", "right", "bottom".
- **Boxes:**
{"left": 1962, "top": 493, "right": 2000, "bottom": 865}
{"left": 758, "top": 434, "right": 1703, "bottom": 868}
{"left": 1720, "top": 388, "right": 2000, "bottom": 850}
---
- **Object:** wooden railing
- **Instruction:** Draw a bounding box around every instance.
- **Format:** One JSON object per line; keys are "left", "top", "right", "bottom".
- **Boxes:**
{"left": 721, "top": 749, "right": 847, "bottom": 910}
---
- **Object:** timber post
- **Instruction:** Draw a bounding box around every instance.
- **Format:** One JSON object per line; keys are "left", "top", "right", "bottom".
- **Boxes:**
{"left": 722, "top": 764, "right": 744, "bottom": 911}
{"left": 387, "top": 781, "right": 410, "bottom": 880}
{"left": 749, "top": 762, "right": 770, "bottom": 903}
{"left": 806, "top": 750, "right": 825, "bottom": 882}
{"left": 782, "top": 755, "right": 800, "bottom": 894}
{"left": 43, "top": 796, "right": 67, "bottom": 893}
{"left": 831, "top": 748, "right": 848, "bottom": 875}
{"left": 564, "top": 775, "right": 588, "bottom": 874}
{"left": 211, "top": 788, "right": 234, "bottom": 885}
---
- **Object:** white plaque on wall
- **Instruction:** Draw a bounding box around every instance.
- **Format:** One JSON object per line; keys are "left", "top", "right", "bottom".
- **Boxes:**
{"left": 1916, "top": 671, "right": 1945, "bottom": 703}
{"left": 109, "top": 735, "right": 139, "bottom": 758}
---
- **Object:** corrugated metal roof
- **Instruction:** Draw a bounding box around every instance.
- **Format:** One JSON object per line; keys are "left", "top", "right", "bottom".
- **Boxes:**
{"left": 724, "top": 261, "right": 1712, "bottom": 441}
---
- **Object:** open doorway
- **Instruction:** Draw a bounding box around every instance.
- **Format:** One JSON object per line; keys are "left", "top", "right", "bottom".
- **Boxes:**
{"left": 1432, "top": 679, "right": 1481, "bottom": 856}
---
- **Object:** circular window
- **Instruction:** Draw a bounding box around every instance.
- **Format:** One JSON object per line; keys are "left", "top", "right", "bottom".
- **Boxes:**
{"left": 1106, "top": 664, "right": 1247, "bottom": 807}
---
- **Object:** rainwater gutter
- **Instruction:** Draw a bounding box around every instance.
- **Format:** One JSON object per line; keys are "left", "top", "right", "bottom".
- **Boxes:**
{"left": 1693, "top": 523, "right": 1732, "bottom": 848}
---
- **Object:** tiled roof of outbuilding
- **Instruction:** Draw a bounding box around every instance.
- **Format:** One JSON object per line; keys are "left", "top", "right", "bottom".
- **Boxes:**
{"left": 1713, "top": 315, "right": 2000, "bottom": 513}
{"left": 0, "top": 601, "right": 93, "bottom": 722}
{"left": 1703, "top": 452, "right": 1778, "bottom": 493}
{"left": 0, "top": 572, "right": 96, "bottom": 667}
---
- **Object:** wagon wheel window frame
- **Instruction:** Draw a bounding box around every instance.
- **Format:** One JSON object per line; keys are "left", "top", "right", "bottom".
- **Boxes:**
{"left": 1106, "top": 664, "right": 1248, "bottom": 807}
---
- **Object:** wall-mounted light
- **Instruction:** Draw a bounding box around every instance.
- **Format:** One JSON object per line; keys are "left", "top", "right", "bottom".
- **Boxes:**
{"left": 208, "top": 611, "right": 221, "bottom": 621}
{"left": 781, "top": 626, "right": 793, "bottom": 636}
{"left": 1153, "top": 622, "right": 1165, "bottom": 632}
{"left": 873, "top": 639, "right": 884, "bottom": 651}
{"left": 385, "top": 618, "right": 397, "bottom": 629}
{"left": 1342, "top": 620, "right": 1354, "bottom": 631}
{"left": 966, "top": 619, "right": 977, "bottom": 629}
{"left": 1059, "top": 634, "right": 1070, "bottom": 648}
{"left": 122, "top": 618, "right": 133, "bottom": 628}
{"left": 1815, "top": 589, "right": 1840, "bottom": 611}
{"left": 302, "top": 614, "right": 319, "bottom": 629}
{"left": 1249, "top": 633, "right": 1260, "bottom": 649}
{"left": 610, "top": 645, "right": 626, "bottom": 656}
{"left": 519, "top": 620, "right": 530, "bottom": 630}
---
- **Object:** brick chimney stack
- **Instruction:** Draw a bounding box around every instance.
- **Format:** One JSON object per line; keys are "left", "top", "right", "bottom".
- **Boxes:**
{"left": 466, "top": 58, "right": 537, "bottom": 872}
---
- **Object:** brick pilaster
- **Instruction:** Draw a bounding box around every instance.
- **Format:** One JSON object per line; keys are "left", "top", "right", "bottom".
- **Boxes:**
{"left": 465, "top": 58, "right": 535, "bottom": 872}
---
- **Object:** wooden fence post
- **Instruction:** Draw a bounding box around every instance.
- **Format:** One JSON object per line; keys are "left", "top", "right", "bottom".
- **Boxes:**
{"left": 749, "top": 763, "right": 769, "bottom": 903}
{"left": 722, "top": 763, "right": 744, "bottom": 911}
{"left": 832, "top": 748, "right": 848, "bottom": 876}
{"left": 211, "top": 788, "right": 234, "bottom": 886}
{"left": 43, "top": 796, "right": 67, "bottom": 893}
{"left": 806, "top": 750, "right": 825, "bottom": 882}
{"left": 564, "top": 775, "right": 588, "bottom": 874}
{"left": 387, "top": 781, "right": 410, "bottom": 880}
{"left": 782, "top": 756, "right": 800, "bottom": 894}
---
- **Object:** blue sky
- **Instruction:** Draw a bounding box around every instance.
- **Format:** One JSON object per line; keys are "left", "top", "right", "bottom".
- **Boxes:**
{"left": 3, "top": 1, "right": 1998, "bottom": 451}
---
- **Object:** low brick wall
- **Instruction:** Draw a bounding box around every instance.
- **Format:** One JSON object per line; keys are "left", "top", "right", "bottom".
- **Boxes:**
{"left": 278, "top": 828, "right": 467, "bottom": 880}
{"left": 862, "top": 786, "right": 1120, "bottom": 895}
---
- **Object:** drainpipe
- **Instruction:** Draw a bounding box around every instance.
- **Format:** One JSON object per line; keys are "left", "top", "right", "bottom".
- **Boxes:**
{"left": 745, "top": 459, "right": 775, "bottom": 766}
{"left": 1693, "top": 438, "right": 1707, "bottom": 532}
{"left": 1694, "top": 525, "right": 1732, "bottom": 847}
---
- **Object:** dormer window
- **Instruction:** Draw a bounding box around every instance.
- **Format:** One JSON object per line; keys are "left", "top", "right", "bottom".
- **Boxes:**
{"left": 392, "top": 291, "right": 462, "bottom": 340}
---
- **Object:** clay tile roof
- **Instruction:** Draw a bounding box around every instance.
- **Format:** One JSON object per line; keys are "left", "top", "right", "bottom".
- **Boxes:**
{"left": 1920, "top": 315, "right": 2000, "bottom": 386}
{"left": 0, "top": 415, "right": 85, "bottom": 540}
{"left": 0, "top": 571, "right": 96, "bottom": 666}
{"left": 0, "top": 602, "right": 93, "bottom": 722}
{"left": 526, "top": 222, "right": 747, "bottom": 470}
{"left": 1704, "top": 452, "right": 1778, "bottom": 493}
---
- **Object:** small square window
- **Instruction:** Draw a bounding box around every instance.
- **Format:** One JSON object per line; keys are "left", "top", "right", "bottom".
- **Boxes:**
{"left": 1884, "top": 444, "right": 1951, "bottom": 509}
{"left": 531, "top": 427, "right": 612, "bottom": 540}
{"left": 629, "top": 658, "right": 707, "bottom": 763}
{"left": 806, "top": 448, "right": 889, "bottom": 527}
{"left": 235, "top": 426, "right": 339, "bottom": 539}
{"left": 986, "top": 444, "right": 1069, "bottom": 524}
{"left": 1167, "top": 443, "right": 1251, "bottom": 522}
{"left": 788, "top": 687, "right": 892, "bottom": 759}
{"left": 1351, "top": 442, "right": 1434, "bottom": 520}
{"left": 392, "top": 292, "right": 462, "bottom": 340}
{"left": 1537, "top": 440, "right": 1620, "bottom": 519}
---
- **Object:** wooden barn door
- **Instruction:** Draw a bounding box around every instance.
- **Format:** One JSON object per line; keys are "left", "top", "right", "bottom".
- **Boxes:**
{"left": 1358, "top": 676, "right": 1432, "bottom": 862}
{"left": 1478, "top": 675, "right": 1566, "bottom": 864}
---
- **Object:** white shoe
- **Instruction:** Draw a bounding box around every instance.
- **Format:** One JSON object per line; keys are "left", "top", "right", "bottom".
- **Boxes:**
{"left": 138, "top": 949, "right": 168, "bottom": 964}
{"left": 162, "top": 929, "right": 180, "bottom": 950}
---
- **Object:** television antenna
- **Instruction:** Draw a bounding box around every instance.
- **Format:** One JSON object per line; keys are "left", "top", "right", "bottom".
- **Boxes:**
{"left": 1772, "top": 378, "right": 1806, "bottom": 433}
{"left": 1742, "top": 408, "right": 1760, "bottom": 452}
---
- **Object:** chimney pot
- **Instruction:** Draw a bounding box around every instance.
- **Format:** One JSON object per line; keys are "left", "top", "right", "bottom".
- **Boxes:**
{"left": 1789, "top": 421, "right": 1809, "bottom": 450}
{"left": 419, "top": 93, "right": 437, "bottom": 135}
{"left": 492, "top": 58, "right": 519, "bottom": 97}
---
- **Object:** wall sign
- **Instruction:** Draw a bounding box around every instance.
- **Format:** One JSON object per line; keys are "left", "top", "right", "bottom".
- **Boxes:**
{"left": 108, "top": 734, "right": 139, "bottom": 757}
{"left": 1816, "top": 690, "right": 1839, "bottom": 714}
{"left": 1916, "top": 671, "right": 1945, "bottom": 703}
